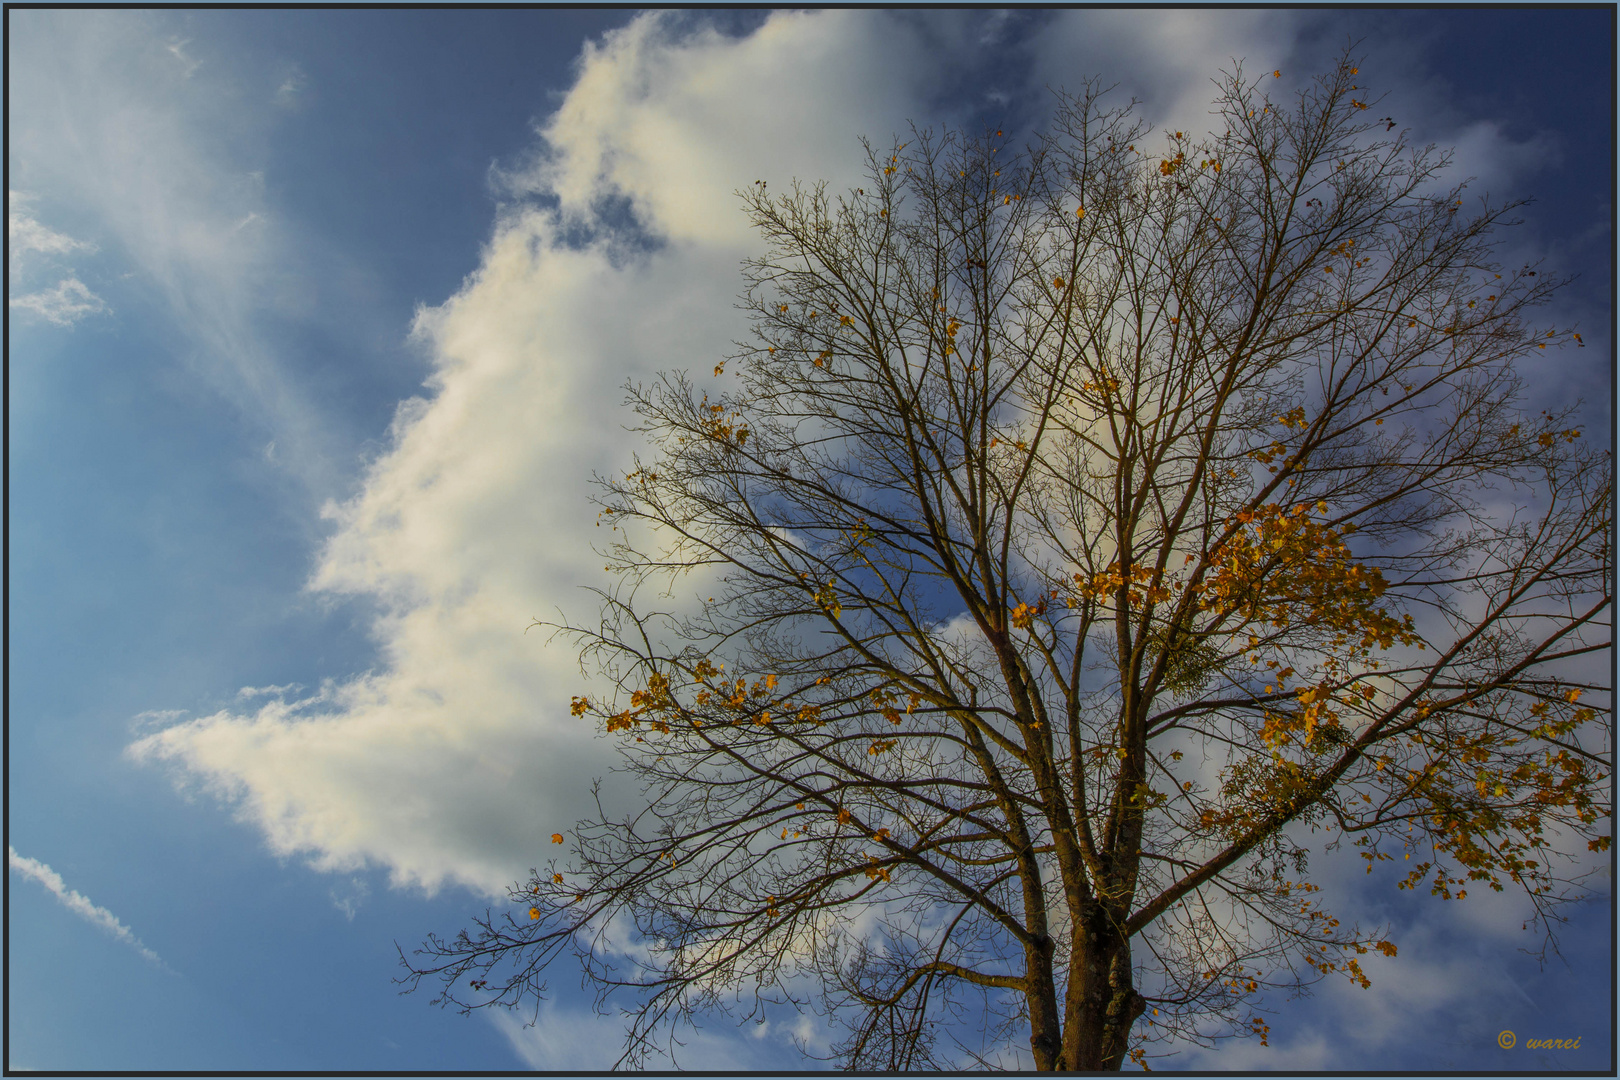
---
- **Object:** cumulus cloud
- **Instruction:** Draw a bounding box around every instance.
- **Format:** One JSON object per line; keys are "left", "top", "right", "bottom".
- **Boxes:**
{"left": 128, "top": 9, "right": 995, "bottom": 899}
{"left": 9, "top": 847, "right": 169, "bottom": 970}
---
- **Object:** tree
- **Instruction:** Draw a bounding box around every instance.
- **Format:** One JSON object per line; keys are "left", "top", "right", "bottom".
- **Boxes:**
{"left": 402, "top": 58, "right": 1611, "bottom": 1070}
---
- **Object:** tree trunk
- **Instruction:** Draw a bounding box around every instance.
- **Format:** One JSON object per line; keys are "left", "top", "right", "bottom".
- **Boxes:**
{"left": 1058, "top": 912, "right": 1147, "bottom": 1070}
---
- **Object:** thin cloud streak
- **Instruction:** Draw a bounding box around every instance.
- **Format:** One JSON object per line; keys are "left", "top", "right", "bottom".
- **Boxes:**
{"left": 8, "top": 847, "right": 171, "bottom": 971}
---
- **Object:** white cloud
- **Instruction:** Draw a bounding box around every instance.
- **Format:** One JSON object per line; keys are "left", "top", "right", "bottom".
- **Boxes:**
{"left": 236, "top": 682, "right": 304, "bottom": 700}
{"left": 8, "top": 190, "right": 108, "bottom": 325}
{"left": 8, "top": 191, "right": 96, "bottom": 264}
{"left": 9, "top": 847, "right": 170, "bottom": 970}
{"left": 490, "top": 998, "right": 785, "bottom": 1071}
{"left": 509, "top": 11, "right": 932, "bottom": 248}
{"left": 126, "top": 10, "right": 993, "bottom": 899}
{"left": 9, "top": 275, "right": 109, "bottom": 326}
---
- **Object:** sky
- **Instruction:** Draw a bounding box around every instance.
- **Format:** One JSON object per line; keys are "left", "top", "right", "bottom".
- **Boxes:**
{"left": 6, "top": 8, "right": 1613, "bottom": 1074}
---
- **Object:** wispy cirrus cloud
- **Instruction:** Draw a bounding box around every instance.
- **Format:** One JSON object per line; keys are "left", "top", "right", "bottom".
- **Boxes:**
{"left": 8, "top": 10, "right": 357, "bottom": 497}
{"left": 165, "top": 36, "right": 201, "bottom": 79}
{"left": 9, "top": 847, "right": 170, "bottom": 970}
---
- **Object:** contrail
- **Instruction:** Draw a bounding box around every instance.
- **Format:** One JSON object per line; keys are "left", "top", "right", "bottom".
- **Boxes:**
{"left": 9, "top": 846, "right": 170, "bottom": 970}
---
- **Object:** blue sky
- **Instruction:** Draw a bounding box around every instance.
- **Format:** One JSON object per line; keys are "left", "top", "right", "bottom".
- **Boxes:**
{"left": 7, "top": 9, "right": 1611, "bottom": 1073}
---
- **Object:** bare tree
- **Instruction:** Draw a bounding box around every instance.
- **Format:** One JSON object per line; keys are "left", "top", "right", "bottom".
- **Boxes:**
{"left": 402, "top": 58, "right": 1611, "bottom": 1071}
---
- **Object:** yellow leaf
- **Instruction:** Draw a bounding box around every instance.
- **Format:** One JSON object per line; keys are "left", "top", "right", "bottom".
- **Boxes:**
{"left": 551, "top": 833, "right": 565, "bottom": 844}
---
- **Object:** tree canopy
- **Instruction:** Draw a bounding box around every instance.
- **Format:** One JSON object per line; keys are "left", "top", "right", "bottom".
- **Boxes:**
{"left": 403, "top": 58, "right": 1611, "bottom": 1070}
